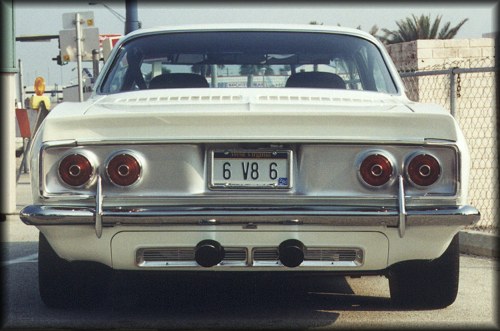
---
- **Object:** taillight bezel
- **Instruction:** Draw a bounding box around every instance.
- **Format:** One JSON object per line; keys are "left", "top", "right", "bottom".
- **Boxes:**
{"left": 356, "top": 150, "right": 396, "bottom": 188}
{"left": 405, "top": 152, "right": 442, "bottom": 188}
{"left": 57, "top": 152, "right": 96, "bottom": 188}
{"left": 105, "top": 150, "right": 143, "bottom": 187}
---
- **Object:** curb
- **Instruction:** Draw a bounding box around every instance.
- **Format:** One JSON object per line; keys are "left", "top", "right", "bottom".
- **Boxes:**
{"left": 459, "top": 230, "right": 499, "bottom": 258}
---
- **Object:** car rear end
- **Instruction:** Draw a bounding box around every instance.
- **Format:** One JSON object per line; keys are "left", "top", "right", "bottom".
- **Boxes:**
{"left": 20, "top": 25, "right": 480, "bottom": 309}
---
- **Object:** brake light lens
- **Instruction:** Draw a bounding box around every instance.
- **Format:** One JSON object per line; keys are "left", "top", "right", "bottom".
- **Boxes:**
{"left": 359, "top": 154, "right": 393, "bottom": 187}
{"left": 407, "top": 154, "right": 441, "bottom": 186}
{"left": 58, "top": 154, "right": 94, "bottom": 187}
{"left": 106, "top": 153, "right": 141, "bottom": 186}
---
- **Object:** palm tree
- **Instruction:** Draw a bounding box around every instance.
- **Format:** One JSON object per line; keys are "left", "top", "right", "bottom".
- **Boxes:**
{"left": 368, "top": 25, "right": 380, "bottom": 37}
{"left": 379, "top": 14, "right": 468, "bottom": 44}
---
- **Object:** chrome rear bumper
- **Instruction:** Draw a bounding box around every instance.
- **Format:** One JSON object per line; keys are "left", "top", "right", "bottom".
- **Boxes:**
{"left": 21, "top": 174, "right": 480, "bottom": 238}
{"left": 20, "top": 204, "right": 479, "bottom": 228}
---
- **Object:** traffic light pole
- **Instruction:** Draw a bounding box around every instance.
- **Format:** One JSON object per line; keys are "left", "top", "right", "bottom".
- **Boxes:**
{"left": 125, "top": 0, "right": 140, "bottom": 34}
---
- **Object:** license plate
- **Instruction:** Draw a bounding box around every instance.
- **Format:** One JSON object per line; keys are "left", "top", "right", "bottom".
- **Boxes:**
{"left": 210, "top": 150, "right": 292, "bottom": 189}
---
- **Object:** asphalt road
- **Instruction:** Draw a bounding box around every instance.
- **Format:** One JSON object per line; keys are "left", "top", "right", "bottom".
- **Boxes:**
{"left": 1, "top": 225, "right": 498, "bottom": 330}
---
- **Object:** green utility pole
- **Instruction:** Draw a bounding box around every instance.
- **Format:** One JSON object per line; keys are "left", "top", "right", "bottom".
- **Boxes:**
{"left": 1, "top": 0, "right": 18, "bottom": 215}
{"left": 1, "top": 0, "right": 16, "bottom": 72}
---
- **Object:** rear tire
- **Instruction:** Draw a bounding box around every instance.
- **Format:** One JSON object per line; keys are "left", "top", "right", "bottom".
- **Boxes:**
{"left": 388, "top": 234, "right": 460, "bottom": 309}
{"left": 38, "top": 232, "right": 111, "bottom": 308}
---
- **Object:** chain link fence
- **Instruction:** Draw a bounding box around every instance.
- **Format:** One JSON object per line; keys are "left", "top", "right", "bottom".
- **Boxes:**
{"left": 400, "top": 58, "right": 498, "bottom": 233}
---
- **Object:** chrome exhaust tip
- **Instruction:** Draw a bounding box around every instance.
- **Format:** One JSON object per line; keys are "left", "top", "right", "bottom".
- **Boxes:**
{"left": 278, "top": 239, "right": 305, "bottom": 268}
{"left": 195, "top": 240, "right": 225, "bottom": 267}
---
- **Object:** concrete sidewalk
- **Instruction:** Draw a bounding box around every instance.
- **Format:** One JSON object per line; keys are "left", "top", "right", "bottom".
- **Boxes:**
{"left": 7, "top": 157, "right": 499, "bottom": 258}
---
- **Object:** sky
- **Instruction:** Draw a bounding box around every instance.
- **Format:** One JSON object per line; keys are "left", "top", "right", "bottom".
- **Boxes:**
{"left": 13, "top": 1, "right": 497, "bottom": 94}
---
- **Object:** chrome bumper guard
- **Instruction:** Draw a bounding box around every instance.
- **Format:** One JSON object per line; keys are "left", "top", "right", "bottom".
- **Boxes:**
{"left": 21, "top": 175, "right": 480, "bottom": 238}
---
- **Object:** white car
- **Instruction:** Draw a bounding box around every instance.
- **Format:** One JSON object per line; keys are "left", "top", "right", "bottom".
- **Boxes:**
{"left": 21, "top": 24, "right": 480, "bottom": 309}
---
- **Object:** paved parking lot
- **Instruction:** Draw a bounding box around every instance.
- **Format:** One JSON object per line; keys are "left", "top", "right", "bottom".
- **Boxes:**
{"left": 1, "top": 236, "right": 497, "bottom": 329}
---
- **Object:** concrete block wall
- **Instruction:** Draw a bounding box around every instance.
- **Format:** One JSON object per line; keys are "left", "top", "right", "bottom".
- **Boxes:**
{"left": 386, "top": 38, "right": 495, "bottom": 70}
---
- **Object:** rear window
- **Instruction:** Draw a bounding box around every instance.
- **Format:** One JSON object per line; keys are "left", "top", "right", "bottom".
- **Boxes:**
{"left": 98, "top": 31, "right": 397, "bottom": 94}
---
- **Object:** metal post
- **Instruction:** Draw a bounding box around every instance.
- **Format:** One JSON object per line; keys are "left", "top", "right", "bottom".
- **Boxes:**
{"left": 210, "top": 65, "right": 217, "bottom": 88}
{"left": 92, "top": 49, "right": 99, "bottom": 82}
{"left": 18, "top": 59, "right": 24, "bottom": 106}
{"left": 449, "top": 68, "right": 456, "bottom": 117}
{"left": 18, "top": 60, "right": 28, "bottom": 174}
{"left": 75, "top": 13, "right": 84, "bottom": 102}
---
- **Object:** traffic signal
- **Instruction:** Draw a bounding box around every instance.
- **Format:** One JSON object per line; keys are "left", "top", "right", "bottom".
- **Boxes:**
{"left": 52, "top": 54, "right": 68, "bottom": 66}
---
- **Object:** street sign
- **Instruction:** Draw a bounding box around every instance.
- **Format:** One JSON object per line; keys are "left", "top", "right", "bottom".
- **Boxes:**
{"left": 60, "top": 11, "right": 99, "bottom": 101}
{"left": 62, "top": 11, "right": 95, "bottom": 30}
{"left": 59, "top": 27, "right": 99, "bottom": 62}
{"left": 99, "top": 34, "right": 122, "bottom": 48}
{"left": 101, "top": 34, "right": 122, "bottom": 62}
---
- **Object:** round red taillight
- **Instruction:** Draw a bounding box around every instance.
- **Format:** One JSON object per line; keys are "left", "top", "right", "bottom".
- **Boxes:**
{"left": 58, "top": 154, "right": 94, "bottom": 187}
{"left": 359, "top": 154, "right": 393, "bottom": 187}
{"left": 106, "top": 153, "right": 141, "bottom": 186}
{"left": 407, "top": 154, "right": 441, "bottom": 186}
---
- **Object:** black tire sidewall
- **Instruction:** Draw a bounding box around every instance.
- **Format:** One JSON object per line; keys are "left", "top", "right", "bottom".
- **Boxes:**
{"left": 389, "top": 234, "right": 460, "bottom": 309}
{"left": 38, "top": 232, "right": 110, "bottom": 309}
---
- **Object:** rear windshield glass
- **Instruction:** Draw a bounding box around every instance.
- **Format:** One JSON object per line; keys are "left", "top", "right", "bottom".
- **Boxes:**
{"left": 98, "top": 31, "right": 398, "bottom": 94}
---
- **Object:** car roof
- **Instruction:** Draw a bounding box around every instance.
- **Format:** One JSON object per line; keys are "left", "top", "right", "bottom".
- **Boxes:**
{"left": 123, "top": 23, "right": 378, "bottom": 44}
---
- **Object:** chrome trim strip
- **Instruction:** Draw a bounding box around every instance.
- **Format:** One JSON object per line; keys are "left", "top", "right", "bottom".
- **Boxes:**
{"left": 36, "top": 194, "right": 462, "bottom": 203}
{"left": 20, "top": 205, "right": 480, "bottom": 227}
{"left": 74, "top": 138, "right": 430, "bottom": 145}
{"left": 252, "top": 247, "right": 364, "bottom": 267}
{"left": 135, "top": 246, "right": 364, "bottom": 268}
{"left": 46, "top": 138, "right": 460, "bottom": 147}
{"left": 136, "top": 247, "right": 249, "bottom": 268}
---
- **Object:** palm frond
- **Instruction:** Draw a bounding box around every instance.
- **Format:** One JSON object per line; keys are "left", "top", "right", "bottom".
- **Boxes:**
{"left": 440, "top": 18, "right": 469, "bottom": 39}
{"left": 429, "top": 15, "right": 442, "bottom": 39}
{"left": 382, "top": 13, "right": 468, "bottom": 43}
